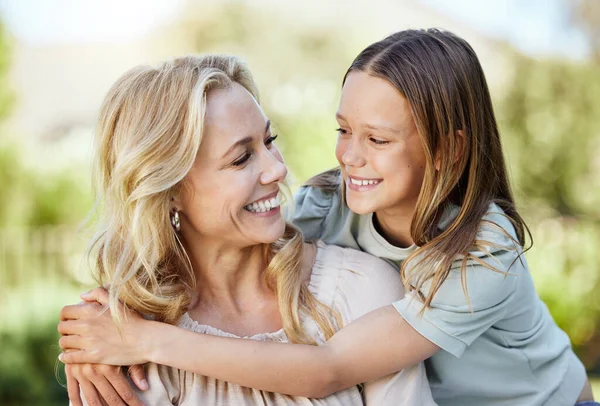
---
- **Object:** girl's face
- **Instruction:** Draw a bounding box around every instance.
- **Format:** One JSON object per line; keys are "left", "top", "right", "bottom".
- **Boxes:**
{"left": 175, "top": 82, "right": 288, "bottom": 248}
{"left": 335, "top": 71, "right": 427, "bottom": 216}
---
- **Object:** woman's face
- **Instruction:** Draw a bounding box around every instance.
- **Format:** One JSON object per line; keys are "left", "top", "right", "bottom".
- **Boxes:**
{"left": 335, "top": 71, "right": 427, "bottom": 216}
{"left": 175, "top": 82, "right": 287, "bottom": 247}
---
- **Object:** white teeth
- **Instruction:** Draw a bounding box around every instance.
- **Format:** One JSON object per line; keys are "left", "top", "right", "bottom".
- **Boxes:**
{"left": 244, "top": 196, "right": 281, "bottom": 213}
{"left": 349, "top": 177, "right": 379, "bottom": 186}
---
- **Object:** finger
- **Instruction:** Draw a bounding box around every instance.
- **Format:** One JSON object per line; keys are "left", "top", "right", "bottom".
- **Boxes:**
{"left": 79, "top": 378, "right": 107, "bottom": 406}
{"left": 89, "top": 373, "right": 127, "bottom": 406}
{"left": 66, "top": 367, "right": 84, "bottom": 406}
{"left": 107, "top": 368, "right": 145, "bottom": 405}
{"left": 128, "top": 364, "right": 149, "bottom": 391}
{"left": 81, "top": 287, "right": 110, "bottom": 306}
{"left": 59, "top": 334, "right": 85, "bottom": 351}
{"left": 60, "top": 302, "right": 104, "bottom": 321}
{"left": 58, "top": 319, "right": 86, "bottom": 336}
{"left": 60, "top": 350, "right": 98, "bottom": 365}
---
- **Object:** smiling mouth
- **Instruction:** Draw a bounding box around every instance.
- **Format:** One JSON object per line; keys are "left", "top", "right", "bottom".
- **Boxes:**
{"left": 347, "top": 176, "right": 382, "bottom": 186}
{"left": 244, "top": 195, "right": 281, "bottom": 213}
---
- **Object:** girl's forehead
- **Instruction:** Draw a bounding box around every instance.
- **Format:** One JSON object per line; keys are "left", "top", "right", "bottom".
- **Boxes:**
{"left": 338, "top": 72, "right": 413, "bottom": 128}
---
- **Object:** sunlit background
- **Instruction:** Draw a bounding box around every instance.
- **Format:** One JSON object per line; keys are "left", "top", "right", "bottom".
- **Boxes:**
{"left": 0, "top": 0, "right": 598, "bottom": 404}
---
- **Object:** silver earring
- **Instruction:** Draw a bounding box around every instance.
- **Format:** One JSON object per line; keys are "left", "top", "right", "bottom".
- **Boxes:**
{"left": 170, "top": 209, "right": 181, "bottom": 232}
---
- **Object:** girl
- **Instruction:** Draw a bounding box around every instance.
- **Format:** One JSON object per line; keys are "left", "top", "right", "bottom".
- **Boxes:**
{"left": 59, "top": 29, "right": 596, "bottom": 405}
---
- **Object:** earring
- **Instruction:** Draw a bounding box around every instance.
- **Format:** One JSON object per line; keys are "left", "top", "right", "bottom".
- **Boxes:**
{"left": 170, "top": 209, "right": 181, "bottom": 232}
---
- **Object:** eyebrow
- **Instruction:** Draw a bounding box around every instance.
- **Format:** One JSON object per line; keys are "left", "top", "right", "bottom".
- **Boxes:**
{"left": 221, "top": 120, "right": 271, "bottom": 159}
{"left": 336, "top": 113, "right": 399, "bottom": 133}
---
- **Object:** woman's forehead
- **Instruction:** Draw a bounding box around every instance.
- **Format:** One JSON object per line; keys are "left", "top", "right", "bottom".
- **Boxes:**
{"left": 199, "top": 84, "right": 268, "bottom": 155}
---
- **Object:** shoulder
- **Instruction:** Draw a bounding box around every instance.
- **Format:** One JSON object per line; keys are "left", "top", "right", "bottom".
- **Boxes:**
{"left": 476, "top": 202, "right": 522, "bottom": 253}
{"left": 292, "top": 184, "right": 340, "bottom": 213}
{"left": 289, "top": 170, "right": 344, "bottom": 241}
{"left": 309, "top": 241, "right": 404, "bottom": 323}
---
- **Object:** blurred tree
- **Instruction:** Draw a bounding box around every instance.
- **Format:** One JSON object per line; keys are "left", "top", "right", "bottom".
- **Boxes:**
{"left": 0, "top": 18, "right": 87, "bottom": 405}
{"left": 498, "top": 53, "right": 600, "bottom": 369}
{"left": 0, "top": 22, "right": 14, "bottom": 120}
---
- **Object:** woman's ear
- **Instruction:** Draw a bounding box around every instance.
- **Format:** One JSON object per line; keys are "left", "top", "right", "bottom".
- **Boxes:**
{"left": 171, "top": 193, "right": 182, "bottom": 212}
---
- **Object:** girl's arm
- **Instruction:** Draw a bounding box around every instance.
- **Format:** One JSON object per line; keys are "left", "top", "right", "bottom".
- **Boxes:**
{"left": 59, "top": 288, "right": 439, "bottom": 398}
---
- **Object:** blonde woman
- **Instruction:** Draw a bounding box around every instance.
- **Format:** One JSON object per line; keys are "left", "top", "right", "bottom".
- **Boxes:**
{"left": 58, "top": 54, "right": 435, "bottom": 405}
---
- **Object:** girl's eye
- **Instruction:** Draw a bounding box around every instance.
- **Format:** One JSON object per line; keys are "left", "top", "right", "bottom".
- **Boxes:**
{"left": 232, "top": 152, "right": 251, "bottom": 166}
{"left": 370, "top": 137, "right": 389, "bottom": 145}
{"left": 265, "top": 134, "right": 278, "bottom": 146}
{"left": 336, "top": 127, "right": 348, "bottom": 135}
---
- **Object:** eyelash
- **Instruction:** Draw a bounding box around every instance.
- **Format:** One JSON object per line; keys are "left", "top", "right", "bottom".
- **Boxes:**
{"left": 265, "top": 134, "right": 278, "bottom": 145}
{"left": 335, "top": 128, "right": 389, "bottom": 145}
{"left": 370, "top": 137, "right": 389, "bottom": 145}
{"left": 232, "top": 134, "right": 279, "bottom": 167}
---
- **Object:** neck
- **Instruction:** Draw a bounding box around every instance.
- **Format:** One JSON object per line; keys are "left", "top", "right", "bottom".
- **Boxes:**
{"left": 374, "top": 202, "right": 417, "bottom": 248}
{"left": 181, "top": 234, "right": 272, "bottom": 314}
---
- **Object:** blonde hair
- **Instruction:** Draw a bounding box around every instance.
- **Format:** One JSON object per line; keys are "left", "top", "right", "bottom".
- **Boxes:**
{"left": 310, "top": 29, "right": 531, "bottom": 310}
{"left": 90, "top": 55, "right": 339, "bottom": 344}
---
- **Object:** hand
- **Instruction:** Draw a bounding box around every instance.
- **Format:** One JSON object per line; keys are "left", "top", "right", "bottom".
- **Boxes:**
{"left": 58, "top": 287, "right": 152, "bottom": 365}
{"left": 65, "top": 361, "right": 148, "bottom": 406}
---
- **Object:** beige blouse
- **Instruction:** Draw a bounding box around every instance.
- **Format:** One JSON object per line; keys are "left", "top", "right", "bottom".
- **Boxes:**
{"left": 113, "top": 241, "right": 435, "bottom": 405}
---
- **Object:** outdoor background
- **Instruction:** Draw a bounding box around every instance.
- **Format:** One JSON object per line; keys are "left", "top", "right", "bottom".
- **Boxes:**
{"left": 0, "top": 0, "right": 598, "bottom": 404}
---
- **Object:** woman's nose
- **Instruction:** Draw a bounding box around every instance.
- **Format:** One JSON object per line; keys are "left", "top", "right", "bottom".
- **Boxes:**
{"left": 260, "top": 149, "right": 288, "bottom": 185}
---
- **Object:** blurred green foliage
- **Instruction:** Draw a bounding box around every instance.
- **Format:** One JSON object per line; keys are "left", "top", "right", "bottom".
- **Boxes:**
{"left": 1, "top": 3, "right": 600, "bottom": 404}
{"left": 0, "top": 20, "right": 90, "bottom": 404}
{"left": 498, "top": 54, "right": 600, "bottom": 368}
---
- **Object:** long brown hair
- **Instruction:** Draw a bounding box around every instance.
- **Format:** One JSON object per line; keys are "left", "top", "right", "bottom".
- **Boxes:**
{"left": 310, "top": 29, "right": 531, "bottom": 309}
{"left": 90, "top": 55, "right": 339, "bottom": 343}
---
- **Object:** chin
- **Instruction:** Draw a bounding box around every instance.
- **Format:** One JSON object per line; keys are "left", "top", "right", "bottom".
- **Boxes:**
{"left": 260, "top": 220, "right": 287, "bottom": 243}
{"left": 346, "top": 198, "right": 377, "bottom": 215}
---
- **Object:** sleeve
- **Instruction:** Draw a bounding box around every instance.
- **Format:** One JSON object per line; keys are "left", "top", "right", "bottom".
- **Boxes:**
{"left": 288, "top": 185, "right": 336, "bottom": 241}
{"left": 76, "top": 364, "right": 180, "bottom": 406}
{"left": 326, "top": 246, "right": 436, "bottom": 406}
{"left": 393, "top": 247, "right": 522, "bottom": 358}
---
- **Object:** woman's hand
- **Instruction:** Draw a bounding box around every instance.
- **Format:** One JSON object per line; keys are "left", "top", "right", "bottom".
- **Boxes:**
{"left": 58, "top": 287, "right": 152, "bottom": 366}
{"left": 65, "top": 361, "right": 147, "bottom": 406}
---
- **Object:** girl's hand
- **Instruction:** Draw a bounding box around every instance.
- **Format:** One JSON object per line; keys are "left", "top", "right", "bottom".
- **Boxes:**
{"left": 65, "top": 361, "right": 147, "bottom": 406}
{"left": 58, "top": 287, "right": 152, "bottom": 366}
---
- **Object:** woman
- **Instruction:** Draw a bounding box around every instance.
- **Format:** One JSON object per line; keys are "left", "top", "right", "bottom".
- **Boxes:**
{"left": 60, "top": 30, "right": 596, "bottom": 405}
{"left": 58, "top": 54, "right": 434, "bottom": 405}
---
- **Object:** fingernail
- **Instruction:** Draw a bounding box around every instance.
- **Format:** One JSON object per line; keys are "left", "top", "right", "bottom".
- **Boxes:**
{"left": 80, "top": 291, "right": 91, "bottom": 298}
{"left": 141, "top": 379, "right": 149, "bottom": 390}
{"left": 58, "top": 353, "right": 64, "bottom": 362}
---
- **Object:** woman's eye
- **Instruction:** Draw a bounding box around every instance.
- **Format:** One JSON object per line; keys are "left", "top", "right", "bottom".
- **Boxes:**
{"left": 370, "top": 137, "right": 389, "bottom": 145}
{"left": 265, "top": 134, "right": 278, "bottom": 146}
{"left": 336, "top": 127, "right": 348, "bottom": 135}
{"left": 232, "top": 152, "right": 251, "bottom": 166}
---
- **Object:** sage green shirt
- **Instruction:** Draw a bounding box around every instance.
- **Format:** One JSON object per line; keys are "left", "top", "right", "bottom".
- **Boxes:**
{"left": 290, "top": 185, "right": 586, "bottom": 406}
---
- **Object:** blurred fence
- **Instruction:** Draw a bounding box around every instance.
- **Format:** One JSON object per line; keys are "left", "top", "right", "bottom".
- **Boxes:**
{"left": 0, "top": 226, "right": 91, "bottom": 330}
